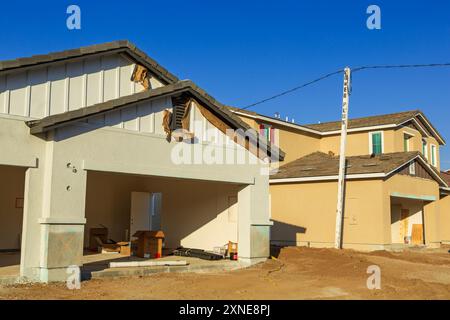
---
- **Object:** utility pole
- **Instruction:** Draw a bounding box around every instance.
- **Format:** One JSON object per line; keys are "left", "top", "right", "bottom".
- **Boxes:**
{"left": 335, "top": 67, "right": 351, "bottom": 249}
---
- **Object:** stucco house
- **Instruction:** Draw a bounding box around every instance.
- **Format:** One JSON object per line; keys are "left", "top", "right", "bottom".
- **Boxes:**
{"left": 231, "top": 108, "right": 450, "bottom": 251}
{"left": 0, "top": 41, "right": 282, "bottom": 283}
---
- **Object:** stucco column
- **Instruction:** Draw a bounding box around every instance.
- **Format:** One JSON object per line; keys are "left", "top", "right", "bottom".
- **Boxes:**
{"left": 237, "top": 174, "right": 272, "bottom": 263}
{"left": 20, "top": 167, "right": 45, "bottom": 281}
{"left": 21, "top": 137, "right": 87, "bottom": 282}
{"left": 424, "top": 201, "right": 441, "bottom": 248}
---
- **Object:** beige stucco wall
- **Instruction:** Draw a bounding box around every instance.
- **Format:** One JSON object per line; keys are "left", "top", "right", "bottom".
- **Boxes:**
{"left": 270, "top": 173, "right": 442, "bottom": 250}
{"left": 438, "top": 195, "right": 450, "bottom": 243}
{"left": 382, "top": 174, "right": 440, "bottom": 246}
{"left": 270, "top": 179, "right": 385, "bottom": 250}
{"left": 0, "top": 165, "right": 26, "bottom": 250}
{"left": 85, "top": 171, "right": 240, "bottom": 251}
{"left": 276, "top": 127, "right": 320, "bottom": 164}
{"left": 234, "top": 114, "right": 321, "bottom": 165}
{"left": 235, "top": 113, "right": 443, "bottom": 171}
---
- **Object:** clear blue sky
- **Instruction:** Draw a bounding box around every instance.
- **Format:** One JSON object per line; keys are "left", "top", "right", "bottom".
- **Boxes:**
{"left": 1, "top": 1, "right": 449, "bottom": 168}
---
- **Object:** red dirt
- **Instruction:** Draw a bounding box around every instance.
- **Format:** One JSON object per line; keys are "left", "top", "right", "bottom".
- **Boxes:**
{"left": 1, "top": 246, "right": 449, "bottom": 300}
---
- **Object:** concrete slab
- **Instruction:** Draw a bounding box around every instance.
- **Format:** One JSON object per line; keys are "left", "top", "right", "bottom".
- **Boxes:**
{"left": 0, "top": 251, "right": 254, "bottom": 284}
{"left": 0, "top": 252, "right": 21, "bottom": 286}
{"left": 81, "top": 252, "right": 244, "bottom": 280}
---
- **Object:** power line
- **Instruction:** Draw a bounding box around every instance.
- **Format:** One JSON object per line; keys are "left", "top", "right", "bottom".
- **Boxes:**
{"left": 240, "top": 62, "right": 450, "bottom": 111}
{"left": 241, "top": 69, "right": 344, "bottom": 110}
{"left": 353, "top": 62, "right": 450, "bottom": 73}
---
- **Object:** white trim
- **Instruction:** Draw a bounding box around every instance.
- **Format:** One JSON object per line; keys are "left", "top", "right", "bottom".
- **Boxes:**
{"left": 231, "top": 110, "right": 322, "bottom": 135}
{"left": 398, "top": 118, "right": 428, "bottom": 138}
{"left": 368, "top": 131, "right": 384, "bottom": 155}
{"left": 231, "top": 110, "right": 446, "bottom": 145}
{"left": 416, "top": 113, "right": 446, "bottom": 145}
{"left": 323, "top": 124, "right": 396, "bottom": 135}
{"left": 409, "top": 161, "right": 416, "bottom": 175}
{"left": 270, "top": 173, "right": 385, "bottom": 184}
{"left": 403, "top": 131, "right": 414, "bottom": 151}
{"left": 422, "top": 138, "right": 428, "bottom": 160}
{"left": 430, "top": 144, "right": 437, "bottom": 167}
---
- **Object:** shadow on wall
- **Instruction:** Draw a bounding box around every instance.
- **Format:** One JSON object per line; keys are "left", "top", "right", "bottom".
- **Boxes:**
{"left": 270, "top": 220, "right": 306, "bottom": 257}
{"left": 84, "top": 171, "right": 243, "bottom": 252}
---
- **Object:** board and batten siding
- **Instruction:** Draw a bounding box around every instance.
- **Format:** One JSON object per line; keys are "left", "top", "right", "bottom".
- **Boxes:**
{"left": 0, "top": 53, "right": 164, "bottom": 120}
{"left": 87, "top": 97, "right": 172, "bottom": 135}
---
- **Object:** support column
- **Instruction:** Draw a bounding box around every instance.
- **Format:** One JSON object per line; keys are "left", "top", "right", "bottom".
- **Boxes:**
{"left": 20, "top": 139, "right": 87, "bottom": 282}
{"left": 424, "top": 200, "right": 441, "bottom": 248}
{"left": 237, "top": 174, "right": 272, "bottom": 264}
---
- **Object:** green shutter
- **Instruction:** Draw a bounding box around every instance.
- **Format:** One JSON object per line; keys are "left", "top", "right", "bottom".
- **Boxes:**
{"left": 372, "top": 133, "right": 382, "bottom": 155}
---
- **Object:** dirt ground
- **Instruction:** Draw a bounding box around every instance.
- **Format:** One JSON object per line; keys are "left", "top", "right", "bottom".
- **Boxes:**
{"left": 1, "top": 246, "right": 450, "bottom": 300}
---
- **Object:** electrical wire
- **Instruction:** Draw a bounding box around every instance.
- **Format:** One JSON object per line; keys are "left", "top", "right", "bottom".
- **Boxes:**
{"left": 353, "top": 62, "right": 450, "bottom": 73}
{"left": 240, "top": 62, "right": 450, "bottom": 111}
{"left": 240, "top": 69, "right": 344, "bottom": 110}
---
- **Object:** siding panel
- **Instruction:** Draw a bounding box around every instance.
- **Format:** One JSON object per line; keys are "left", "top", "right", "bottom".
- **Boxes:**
{"left": 7, "top": 72, "right": 28, "bottom": 116}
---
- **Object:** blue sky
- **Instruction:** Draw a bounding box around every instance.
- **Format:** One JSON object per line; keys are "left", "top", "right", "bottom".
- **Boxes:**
{"left": 1, "top": 1, "right": 449, "bottom": 168}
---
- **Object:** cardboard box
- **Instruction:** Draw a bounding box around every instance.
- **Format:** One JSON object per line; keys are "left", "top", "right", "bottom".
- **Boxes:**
{"left": 133, "top": 231, "right": 165, "bottom": 258}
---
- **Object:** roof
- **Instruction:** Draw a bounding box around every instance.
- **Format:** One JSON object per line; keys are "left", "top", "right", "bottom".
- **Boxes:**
{"left": 271, "top": 151, "right": 447, "bottom": 187}
{"left": 0, "top": 40, "right": 179, "bottom": 84}
{"left": 231, "top": 107, "right": 445, "bottom": 145}
{"left": 441, "top": 171, "right": 450, "bottom": 186}
{"left": 27, "top": 80, "right": 285, "bottom": 161}
{"left": 303, "top": 110, "right": 418, "bottom": 132}
{"left": 227, "top": 106, "right": 323, "bottom": 136}
{"left": 303, "top": 110, "right": 445, "bottom": 144}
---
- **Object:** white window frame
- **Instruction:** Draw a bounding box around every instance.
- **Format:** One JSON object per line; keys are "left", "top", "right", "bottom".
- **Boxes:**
{"left": 369, "top": 131, "right": 384, "bottom": 155}
{"left": 422, "top": 138, "right": 428, "bottom": 160}
{"left": 403, "top": 131, "right": 414, "bottom": 152}
{"left": 409, "top": 161, "right": 416, "bottom": 175}
{"left": 430, "top": 144, "right": 437, "bottom": 167}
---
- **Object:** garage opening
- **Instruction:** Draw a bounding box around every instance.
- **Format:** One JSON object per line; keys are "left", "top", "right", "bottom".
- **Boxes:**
{"left": 0, "top": 165, "right": 27, "bottom": 280}
{"left": 390, "top": 197, "right": 425, "bottom": 246}
{"left": 83, "top": 171, "right": 242, "bottom": 272}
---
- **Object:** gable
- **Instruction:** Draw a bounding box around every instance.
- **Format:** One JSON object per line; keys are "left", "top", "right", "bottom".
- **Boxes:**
{"left": 394, "top": 159, "right": 435, "bottom": 181}
{"left": 0, "top": 52, "right": 165, "bottom": 120}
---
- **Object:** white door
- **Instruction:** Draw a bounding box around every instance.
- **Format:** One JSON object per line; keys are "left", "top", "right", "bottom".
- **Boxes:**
{"left": 130, "top": 192, "right": 163, "bottom": 240}
{"left": 130, "top": 192, "right": 151, "bottom": 240}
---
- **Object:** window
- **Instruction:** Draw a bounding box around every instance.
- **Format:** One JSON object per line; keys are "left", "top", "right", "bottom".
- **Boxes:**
{"left": 403, "top": 133, "right": 413, "bottom": 151}
{"left": 259, "top": 123, "right": 278, "bottom": 145}
{"left": 369, "top": 132, "right": 383, "bottom": 155}
{"left": 422, "top": 139, "right": 428, "bottom": 159}
{"left": 409, "top": 161, "right": 416, "bottom": 175}
{"left": 431, "top": 144, "right": 437, "bottom": 167}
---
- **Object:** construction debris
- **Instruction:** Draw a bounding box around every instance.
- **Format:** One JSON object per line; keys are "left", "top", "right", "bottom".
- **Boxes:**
{"left": 173, "top": 247, "right": 224, "bottom": 261}
{"left": 109, "top": 260, "right": 188, "bottom": 268}
{"left": 131, "top": 64, "right": 150, "bottom": 90}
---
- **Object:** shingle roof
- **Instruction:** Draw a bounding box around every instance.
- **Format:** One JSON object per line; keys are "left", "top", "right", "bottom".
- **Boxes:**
{"left": 303, "top": 110, "right": 420, "bottom": 132}
{"left": 271, "top": 151, "right": 422, "bottom": 179}
{"left": 441, "top": 171, "right": 450, "bottom": 186}
{"left": 27, "top": 80, "right": 285, "bottom": 161}
{"left": 0, "top": 40, "right": 179, "bottom": 84}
